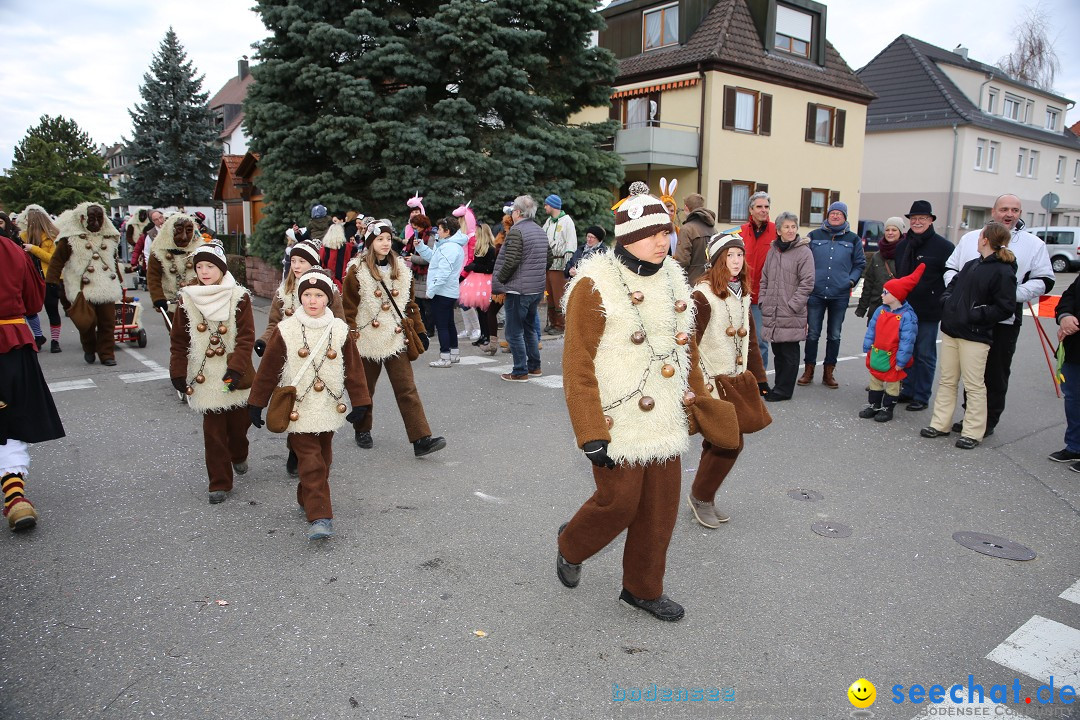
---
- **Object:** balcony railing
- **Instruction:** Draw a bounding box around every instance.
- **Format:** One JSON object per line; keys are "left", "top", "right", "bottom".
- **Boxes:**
{"left": 614, "top": 121, "right": 699, "bottom": 169}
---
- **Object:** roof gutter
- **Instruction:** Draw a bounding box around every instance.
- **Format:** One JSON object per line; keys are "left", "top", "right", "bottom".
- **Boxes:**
{"left": 697, "top": 63, "right": 706, "bottom": 195}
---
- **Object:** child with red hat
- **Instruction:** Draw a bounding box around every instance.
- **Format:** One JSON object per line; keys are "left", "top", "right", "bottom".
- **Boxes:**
{"left": 860, "top": 263, "right": 925, "bottom": 422}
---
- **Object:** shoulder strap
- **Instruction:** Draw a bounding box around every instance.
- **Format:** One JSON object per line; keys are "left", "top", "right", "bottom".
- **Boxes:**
{"left": 287, "top": 324, "right": 334, "bottom": 387}
{"left": 379, "top": 277, "right": 406, "bottom": 322}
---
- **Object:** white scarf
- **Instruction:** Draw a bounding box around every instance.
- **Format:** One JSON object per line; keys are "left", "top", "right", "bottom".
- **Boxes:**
{"left": 294, "top": 306, "right": 335, "bottom": 329}
{"left": 183, "top": 272, "right": 238, "bottom": 322}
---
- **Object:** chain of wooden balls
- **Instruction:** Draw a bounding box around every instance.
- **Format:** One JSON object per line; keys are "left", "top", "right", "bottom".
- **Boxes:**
{"left": 290, "top": 326, "right": 346, "bottom": 421}
{"left": 166, "top": 255, "right": 193, "bottom": 277}
{"left": 355, "top": 285, "right": 404, "bottom": 333}
{"left": 78, "top": 235, "right": 118, "bottom": 285}
{"left": 184, "top": 317, "right": 234, "bottom": 395}
{"left": 601, "top": 287, "right": 696, "bottom": 430}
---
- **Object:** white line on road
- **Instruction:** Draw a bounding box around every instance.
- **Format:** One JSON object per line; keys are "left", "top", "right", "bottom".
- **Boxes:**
{"left": 118, "top": 370, "right": 172, "bottom": 383}
{"left": 480, "top": 365, "right": 514, "bottom": 374}
{"left": 119, "top": 347, "right": 168, "bottom": 373}
{"left": 454, "top": 356, "right": 495, "bottom": 365}
{"left": 530, "top": 375, "right": 564, "bottom": 389}
{"left": 473, "top": 491, "right": 507, "bottom": 504}
{"left": 1060, "top": 579, "right": 1080, "bottom": 605}
{"left": 48, "top": 378, "right": 97, "bottom": 393}
{"left": 985, "top": 615, "right": 1080, "bottom": 686}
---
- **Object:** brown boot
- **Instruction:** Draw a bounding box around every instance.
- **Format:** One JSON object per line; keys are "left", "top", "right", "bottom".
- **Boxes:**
{"left": 822, "top": 364, "right": 838, "bottom": 388}
{"left": 797, "top": 363, "right": 815, "bottom": 386}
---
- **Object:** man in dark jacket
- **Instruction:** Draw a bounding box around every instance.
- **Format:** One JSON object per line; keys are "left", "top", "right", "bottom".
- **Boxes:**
{"left": 674, "top": 193, "right": 716, "bottom": 285}
{"left": 1050, "top": 275, "right": 1080, "bottom": 470}
{"left": 893, "top": 200, "right": 955, "bottom": 411}
{"left": 493, "top": 195, "right": 548, "bottom": 381}
{"left": 800, "top": 201, "right": 865, "bottom": 388}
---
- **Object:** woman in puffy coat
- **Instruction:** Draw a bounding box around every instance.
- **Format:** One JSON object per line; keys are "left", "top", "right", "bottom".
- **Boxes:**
{"left": 758, "top": 212, "right": 814, "bottom": 402}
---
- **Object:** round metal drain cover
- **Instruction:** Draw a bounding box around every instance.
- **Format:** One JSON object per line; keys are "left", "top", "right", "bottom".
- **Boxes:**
{"left": 812, "top": 521, "right": 851, "bottom": 538}
{"left": 953, "top": 531, "right": 1035, "bottom": 561}
{"left": 787, "top": 488, "right": 823, "bottom": 501}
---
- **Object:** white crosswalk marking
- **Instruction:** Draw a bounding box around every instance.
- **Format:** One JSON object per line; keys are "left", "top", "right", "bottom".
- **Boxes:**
{"left": 480, "top": 365, "right": 514, "bottom": 374}
{"left": 48, "top": 378, "right": 97, "bottom": 393}
{"left": 1060, "top": 580, "right": 1080, "bottom": 605}
{"left": 453, "top": 356, "right": 494, "bottom": 365}
{"left": 118, "top": 370, "right": 172, "bottom": 383}
{"left": 119, "top": 346, "right": 168, "bottom": 373}
{"left": 985, "top": 615, "right": 1080, "bottom": 686}
{"left": 530, "top": 375, "right": 564, "bottom": 389}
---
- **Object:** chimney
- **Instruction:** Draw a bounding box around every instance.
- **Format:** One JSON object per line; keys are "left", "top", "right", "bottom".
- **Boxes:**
{"left": 238, "top": 56, "right": 249, "bottom": 79}
{"left": 952, "top": 45, "right": 969, "bottom": 60}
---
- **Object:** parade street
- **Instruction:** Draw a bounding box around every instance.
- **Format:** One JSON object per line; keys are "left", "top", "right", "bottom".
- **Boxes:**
{"left": 2, "top": 292, "right": 1079, "bottom": 720}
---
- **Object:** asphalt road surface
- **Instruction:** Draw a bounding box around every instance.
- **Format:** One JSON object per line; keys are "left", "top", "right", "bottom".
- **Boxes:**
{"left": 2, "top": 292, "right": 1078, "bottom": 720}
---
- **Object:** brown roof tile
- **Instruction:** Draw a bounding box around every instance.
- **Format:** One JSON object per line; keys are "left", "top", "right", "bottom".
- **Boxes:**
{"left": 209, "top": 72, "right": 254, "bottom": 109}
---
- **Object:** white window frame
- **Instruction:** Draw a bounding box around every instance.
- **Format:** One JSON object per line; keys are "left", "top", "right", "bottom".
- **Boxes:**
{"left": 988, "top": 141, "right": 999, "bottom": 173}
{"left": 774, "top": 4, "right": 812, "bottom": 58}
{"left": 733, "top": 89, "right": 759, "bottom": 132}
{"left": 814, "top": 106, "right": 834, "bottom": 144}
{"left": 975, "top": 138, "right": 986, "bottom": 170}
{"left": 986, "top": 89, "right": 998, "bottom": 114}
{"left": 1028, "top": 150, "right": 1039, "bottom": 178}
{"left": 1017, "top": 147, "right": 1028, "bottom": 176}
{"left": 1074, "top": 159, "right": 1080, "bottom": 185}
{"left": 1024, "top": 99, "right": 1035, "bottom": 124}
{"left": 809, "top": 189, "right": 827, "bottom": 225}
{"left": 1046, "top": 107, "right": 1061, "bottom": 131}
{"left": 643, "top": 3, "right": 679, "bottom": 51}
{"left": 1003, "top": 95, "right": 1022, "bottom": 121}
{"left": 1057, "top": 156, "right": 1066, "bottom": 183}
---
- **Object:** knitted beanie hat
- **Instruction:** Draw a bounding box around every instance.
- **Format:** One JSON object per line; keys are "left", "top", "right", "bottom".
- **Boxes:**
{"left": 544, "top": 194, "right": 562, "bottom": 210}
{"left": 883, "top": 263, "right": 925, "bottom": 302}
{"left": 364, "top": 219, "right": 395, "bottom": 246}
{"left": 614, "top": 193, "right": 673, "bottom": 246}
{"left": 827, "top": 201, "right": 849, "bottom": 219}
{"left": 705, "top": 230, "right": 745, "bottom": 266}
{"left": 189, "top": 241, "right": 228, "bottom": 275}
{"left": 291, "top": 241, "right": 321, "bottom": 267}
{"left": 311, "top": 204, "right": 328, "bottom": 219}
{"left": 296, "top": 267, "right": 335, "bottom": 299}
{"left": 884, "top": 216, "right": 907, "bottom": 233}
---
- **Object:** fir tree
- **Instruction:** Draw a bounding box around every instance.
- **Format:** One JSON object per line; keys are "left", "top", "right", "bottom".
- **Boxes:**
{"left": 122, "top": 28, "right": 219, "bottom": 208}
{"left": 245, "top": 0, "right": 622, "bottom": 261}
{"left": 0, "top": 115, "right": 110, "bottom": 214}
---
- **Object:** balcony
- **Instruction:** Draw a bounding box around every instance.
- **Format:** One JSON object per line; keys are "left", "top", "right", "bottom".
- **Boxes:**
{"left": 614, "top": 121, "right": 699, "bottom": 170}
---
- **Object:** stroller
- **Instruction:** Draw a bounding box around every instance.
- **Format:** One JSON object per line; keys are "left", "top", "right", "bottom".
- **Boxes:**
{"left": 113, "top": 288, "right": 147, "bottom": 348}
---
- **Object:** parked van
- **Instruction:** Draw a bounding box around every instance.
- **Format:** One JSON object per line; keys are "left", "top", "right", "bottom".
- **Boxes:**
{"left": 1030, "top": 227, "right": 1080, "bottom": 273}
{"left": 858, "top": 219, "right": 884, "bottom": 255}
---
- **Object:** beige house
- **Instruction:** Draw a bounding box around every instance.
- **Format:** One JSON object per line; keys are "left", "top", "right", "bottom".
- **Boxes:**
{"left": 574, "top": 0, "right": 874, "bottom": 230}
{"left": 858, "top": 36, "right": 1080, "bottom": 241}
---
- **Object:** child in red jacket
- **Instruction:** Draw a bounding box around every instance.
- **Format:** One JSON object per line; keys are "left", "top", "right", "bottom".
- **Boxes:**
{"left": 860, "top": 264, "right": 924, "bottom": 422}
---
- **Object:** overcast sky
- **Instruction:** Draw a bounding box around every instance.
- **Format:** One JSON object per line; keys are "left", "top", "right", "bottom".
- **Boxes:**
{"left": 0, "top": 0, "right": 1077, "bottom": 173}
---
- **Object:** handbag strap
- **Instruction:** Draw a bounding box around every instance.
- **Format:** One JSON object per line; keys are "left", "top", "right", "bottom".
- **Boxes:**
{"left": 378, "top": 277, "right": 407, "bottom": 322}
{"left": 287, "top": 324, "right": 334, "bottom": 387}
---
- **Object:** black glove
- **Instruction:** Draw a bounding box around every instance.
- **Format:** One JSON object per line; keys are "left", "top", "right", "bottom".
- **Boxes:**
{"left": 248, "top": 405, "right": 264, "bottom": 429}
{"left": 345, "top": 406, "right": 369, "bottom": 424}
{"left": 854, "top": 307, "right": 866, "bottom": 318}
{"left": 758, "top": 382, "right": 770, "bottom": 396}
{"left": 154, "top": 299, "right": 169, "bottom": 311}
{"left": 222, "top": 371, "right": 237, "bottom": 391}
{"left": 254, "top": 339, "right": 266, "bottom": 357}
{"left": 583, "top": 440, "right": 616, "bottom": 469}
{"left": 171, "top": 377, "right": 187, "bottom": 393}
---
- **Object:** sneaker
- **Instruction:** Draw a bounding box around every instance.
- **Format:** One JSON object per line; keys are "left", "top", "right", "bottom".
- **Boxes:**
{"left": 619, "top": 588, "right": 684, "bottom": 622}
{"left": 50, "top": 341, "right": 61, "bottom": 353}
{"left": 528, "top": 368, "right": 542, "bottom": 376}
{"left": 286, "top": 450, "right": 299, "bottom": 477}
{"left": 920, "top": 426, "right": 950, "bottom": 439}
{"left": 468, "top": 329, "right": 482, "bottom": 342}
{"left": 1070, "top": 462, "right": 1080, "bottom": 474}
{"left": 208, "top": 490, "right": 228, "bottom": 504}
{"left": 5, "top": 499, "right": 38, "bottom": 531}
{"left": 232, "top": 460, "right": 248, "bottom": 475}
{"left": 355, "top": 430, "right": 373, "bottom": 449}
{"left": 34, "top": 336, "right": 46, "bottom": 350}
{"left": 1049, "top": 449, "right": 1080, "bottom": 463}
{"left": 500, "top": 373, "right": 528, "bottom": 382}
{"left": 413, "top": 435, "right": 446, "bottom": 457}
{"left": 556, "top": 522, "right": 581, "bottom": 588}
{"left": 450, "top": 351, "right": 460, "bottom": 364}
{"left": 430, "top": 357, "right": 453, "bottom": 368}
{"left": 955, "top": 436, "right": 980, "bottom": 450}
{"left": 308, "top": 518, "right": 334, "bottom": 540}
{"left": 858, "top": 405, "right": 880, "bottom": 419}
{"left": 686, "top": 494, "right": 728, "bottom": 528}
{"left": 457, "top": 330, "right": 469, "bottom": 339}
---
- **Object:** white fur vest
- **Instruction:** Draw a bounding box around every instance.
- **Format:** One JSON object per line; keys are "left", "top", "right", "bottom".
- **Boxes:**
{"left": 695, "top": 284, "right": 751, "bottom": 393}
{"left": 275, "top": 282, "right": 299, "bottom": 318}
{"left": 179, "top": 285, "right": 250, "bottom": 412}
{"left": 61, "top": 233, "right": 123, "bottom": 305}
{"left": 150, "top": 217, "right": 198, "bottom": 303}
{"left": 347, "top": 257, "right": 411, "bottom": 360}
{"left": 563, "top": 253, "right": 694, "bottom": 466}
{"left": 277, "top": 312, "right": 350, "bottom": 434}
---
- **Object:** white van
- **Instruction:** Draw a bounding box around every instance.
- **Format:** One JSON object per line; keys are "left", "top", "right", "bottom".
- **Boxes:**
{"left": 1030, "top": 227, "right": 1080, "bottom": 273}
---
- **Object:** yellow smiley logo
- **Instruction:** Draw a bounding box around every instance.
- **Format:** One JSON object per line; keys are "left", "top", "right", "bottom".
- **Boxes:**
{"left": 848, "top": 678, "right": 876, "bottom": 708}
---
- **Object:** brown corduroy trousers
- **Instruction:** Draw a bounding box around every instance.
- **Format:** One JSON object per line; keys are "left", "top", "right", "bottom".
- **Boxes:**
{"left": 202, "top": 406, "right": 251, "bottom": 492}
{"left": 353, "top": 354, "right": 431, "bottom": 443}
{"left": 558, "top": 457, "right": 680, "bottom": 600}
{"left": 545, "top": 270, "right": 567, "bottom": 329}
{"left": 690, "top": 437, "right": 744, "bottom": 503}
{"left": 289, "top": 431, "right": 334, "bottom": 521}
{"left": 79, "top": 302, "right": 116, "bottom": 361}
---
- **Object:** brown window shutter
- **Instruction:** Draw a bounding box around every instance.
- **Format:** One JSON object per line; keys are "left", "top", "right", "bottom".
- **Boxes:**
{"left": 760, "top": 94, "right": 772, "bottom": 136}
{"left": 723, "top": 87, "right": 737, "bottom": 131}
{"left": 800, "top": 189, "right": 811, "bottom": 223}
{"left": 756, "top": 183, "right": 769, "bottom": 193}
{"left": 609, "top": 99, "right": 620, "bottom": 122}
{"left": 834, "top": 109, "right": 846, "bottom": 147}
{"left": 719, "top": 181, "right": 733, "bottom": 222}
{"left": 805, "top": 103, "right": 817, "bottom": 142}
{"left": 829, "top": 190, "right": 841, "bottom": 205}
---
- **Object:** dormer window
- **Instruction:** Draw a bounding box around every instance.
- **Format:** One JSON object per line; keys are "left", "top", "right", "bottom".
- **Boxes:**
{"left": 643, "top": 3, "right": 678, "bottom": 51}
{"left": 775, "top": 4, "right": 812, "bottom": 58}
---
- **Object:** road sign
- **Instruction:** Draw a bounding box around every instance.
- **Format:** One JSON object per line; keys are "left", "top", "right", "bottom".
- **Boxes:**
{"left": 1041, "top": 192, "right": 1060, "bottom": 211}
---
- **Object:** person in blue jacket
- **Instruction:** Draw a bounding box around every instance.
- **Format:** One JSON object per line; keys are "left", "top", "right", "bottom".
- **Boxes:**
{"left": 413, "top": 217, "right": 467, "bottom": 367}
{"left": 799, "top": 201, "right": 866, "bottom": 389}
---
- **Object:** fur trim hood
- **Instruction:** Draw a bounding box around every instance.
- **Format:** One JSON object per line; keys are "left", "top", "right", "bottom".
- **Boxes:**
{"left": 55, "top": 202, "right": 120, "bottom": 240}
{"left": 322, "top": 223, "right": 346, "bottom": 250}
{"left": 152, "top": 213, "right": 199, "bottom": 255}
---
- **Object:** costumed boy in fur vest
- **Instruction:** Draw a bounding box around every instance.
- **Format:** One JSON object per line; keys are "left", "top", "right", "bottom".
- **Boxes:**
{"left": 556, "top": 190, "right": 738, "bottom": 622}
{"left": 169, "top": 242, "right": 255, "bottom": 504}
{"left": 342, "top": 220, "right": 445, "bottom": 457}
{"left": 860, "top": 264, "right": 924, "bottom": 423}
{"left": 256, "top": 240, "right": 344, "bottom": 360}
{"left": 248, "top": 268, "right": 371, "bottom": 541}
{"left": 45, "top": 202, "right": 123, "bottom": 366}
{"left": 148, "top": 213, "right": 200, "bottom": 314}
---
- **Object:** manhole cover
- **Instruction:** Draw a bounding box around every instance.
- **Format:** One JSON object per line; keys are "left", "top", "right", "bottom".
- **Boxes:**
{"left": 812, "top": 521, "right": 851, "bottom": 538}
{"left": 787, "top": 489, "right": 823, "bottom": 501}
{"left": 953, "top": 531, "right": 1036, "bottom": 561}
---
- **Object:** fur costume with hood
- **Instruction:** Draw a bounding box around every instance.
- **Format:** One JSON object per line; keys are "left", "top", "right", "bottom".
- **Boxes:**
{"left": 47, "top": 202, "right": 123, "bottom": 306}
{"left": 148, "top": 214, "right": 200, "bottom": 306}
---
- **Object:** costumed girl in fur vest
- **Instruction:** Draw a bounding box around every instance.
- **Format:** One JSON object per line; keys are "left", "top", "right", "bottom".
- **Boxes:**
{"left": 255, "top": 240, "right": 344, "bottom": 358}
{"left": 248, "top": 268, "right": 371, "bottom": 540}
{"left": 557, "top": 191, "right": 737, "bottom": 622}
{"left": 343, "top": 220, "right": 445, "bottom": 457}
{"left": 45, "top": 202, "right": 123, "bottom": 366}
{"left": 169, "top": 242, "right": 255, "bottom": 504}
{"left": 686, "top": 232, "right": 769, "bottom": 529}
